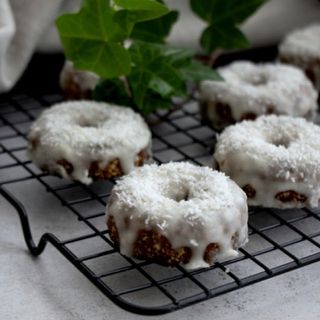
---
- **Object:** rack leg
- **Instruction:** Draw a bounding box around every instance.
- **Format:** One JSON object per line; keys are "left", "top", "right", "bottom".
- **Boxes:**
{"left": 0, "top": 186, "right": 49, "bottom": 256}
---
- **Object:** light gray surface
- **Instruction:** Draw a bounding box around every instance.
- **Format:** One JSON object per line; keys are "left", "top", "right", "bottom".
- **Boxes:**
{"left": 1, "top": 101, "right": 320, "bottom": 319}
{"left": 1, "top": 162, "right": 320, "bottom": 320}
{"left": 2, "top": 0, "right": 320, "bottom": 316}
{"left": 1, "top": 191, "right": 320, "bottom": 320}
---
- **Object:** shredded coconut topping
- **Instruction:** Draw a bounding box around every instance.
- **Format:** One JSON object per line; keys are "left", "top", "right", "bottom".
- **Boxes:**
{"left": 278, "top": 24, "right": 320, "bottom": 91}
{"left": 107, "top": 162, "right": 248, "bottom": 269}
{"left": 214, "top": 115, "right": 320, "bottom": 208}
{"left": 60, "top": 61, "right": 99, "bottom": 93}
{"left": 279, "top": 24, "right": 320, "bottom": 60}
{"left": 28, "top": 101, "right": 151, "bottom": 184}
{"left": 200, "top": 61, "right": 317, "bottom": 126}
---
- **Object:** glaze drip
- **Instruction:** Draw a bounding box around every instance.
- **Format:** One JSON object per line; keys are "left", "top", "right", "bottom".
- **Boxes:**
{"left": 106, "top": 162, "right": 248, "bottom": 269}
{"left": 200, "top": 61, "right": 318, "bottom": 129}
{"left": 28, "top": 101, "right": 152, "bottom": 184}
{"left": 214, "top": 115, "right": 320, "bottom": 208}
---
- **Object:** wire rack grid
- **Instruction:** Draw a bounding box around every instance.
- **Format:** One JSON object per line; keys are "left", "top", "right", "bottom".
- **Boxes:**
{"left": 1, "top": 91, "right": 320, "bottom": 315}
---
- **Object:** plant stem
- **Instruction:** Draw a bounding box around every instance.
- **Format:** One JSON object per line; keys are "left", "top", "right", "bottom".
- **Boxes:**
{"left": 121, "top": 76, "right": 132, "bottom": 99}
{"left": 208, "top": 48, "right": 223, "bottom": 67}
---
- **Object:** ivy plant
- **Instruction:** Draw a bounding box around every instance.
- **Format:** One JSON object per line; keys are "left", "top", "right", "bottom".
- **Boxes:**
{"left": 56, "top": 0, "right": 267, "bottom": 115}
{"left": 190, "top": 0, "right": 266, "bottom": 53}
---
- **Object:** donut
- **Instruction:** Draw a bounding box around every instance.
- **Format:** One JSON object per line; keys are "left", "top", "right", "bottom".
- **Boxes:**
{"left": 214, "top": 115, "right": 320, "bottom": 209}
{"left": 28, "top": 101, "right": 152, "bottom": 184}
{"left": 60, "top": 61, "right": 99, "bottom": 99}
{"left": 199, "top": 61, "right": 318, "bottom": 130}
{"left": 279, "top": 24, "right": 320, "bottom": 90}
{"left": 106, "top": 162, "right": 248, "bottom": 269}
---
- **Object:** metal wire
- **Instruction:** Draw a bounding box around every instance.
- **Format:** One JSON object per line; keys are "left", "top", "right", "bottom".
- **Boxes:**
{"left": 1, "top": 92, "right": 320, "bottom": 315}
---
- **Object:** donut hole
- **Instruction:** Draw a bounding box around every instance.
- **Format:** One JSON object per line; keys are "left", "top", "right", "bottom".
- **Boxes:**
{"left": 77, "top": 117, "right": 107, "bottom": 128}
{"left": 246, "top": 73, "right": 268, "bottom": 86}
{"left": 79, "top": 122, "right": 96, "bottom": 128}
{"left": 168, "top": 189, "right": 190, "bottom": 202}
{"left": 78, "top": 119, "right": 99, "bottom": 128}
{"left": 271, "top": 138, "right": 291, "bottom": 148}
{"left": 269, "top": 131, "right": 299, "bottom": 149}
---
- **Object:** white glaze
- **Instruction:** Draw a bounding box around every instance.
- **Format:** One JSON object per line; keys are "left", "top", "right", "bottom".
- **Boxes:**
{"left": 279, "top": 24, "right": 320, "bottom": 61}
{"left": 106, "top": 162, "right": 248, "bottom": 270}
{"left": 28, "top": 101, "right": 152, "bottom": 184}
{"left": 60, "top": 61, "right": 99, "bottom": 94}
{"left": 200, "top": 61, "right": 318, "bottom": 129}
{"left": 279, "top": 24, "right": 320, "bottom": 90}
{"left": 214, "top": 115, "right": 320, "bottom": 208}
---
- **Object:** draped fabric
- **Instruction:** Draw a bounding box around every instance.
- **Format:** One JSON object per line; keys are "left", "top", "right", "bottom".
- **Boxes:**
{"left": 0, "top": 0, "right": 64, "bottom": 92}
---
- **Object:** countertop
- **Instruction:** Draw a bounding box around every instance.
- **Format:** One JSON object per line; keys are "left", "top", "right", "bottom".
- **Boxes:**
{"left": 1, "top": 103, "right": 320, "bottom": 319}
{"left": 1, "top": 191, "right": 320, "bottom": 320}
{"left": 2, "top": 0, "right": 320, "bottom": 319}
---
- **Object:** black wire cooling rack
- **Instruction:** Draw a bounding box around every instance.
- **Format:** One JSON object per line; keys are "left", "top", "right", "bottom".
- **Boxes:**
{"left": 1, "top": 52, "right": 320, "bottom": 315}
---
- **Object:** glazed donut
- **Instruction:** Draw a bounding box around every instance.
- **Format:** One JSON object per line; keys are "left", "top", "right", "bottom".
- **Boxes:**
{"left": 28, "top": 101, "right": 152, "bottom": 184}
{"left": 214, "top": 115, "right": 320, "bottom": 209}
{"left": 279, "top": 24, "right": 320, "bottom": 90}
{"left": 106, "top": 162, "right": 248, "bottom": 269}
{"left": 200, "top": 61, "right": 318, "bottom": 130}
{"left": 60, "top": 61, "right": 99, "bottom": 99}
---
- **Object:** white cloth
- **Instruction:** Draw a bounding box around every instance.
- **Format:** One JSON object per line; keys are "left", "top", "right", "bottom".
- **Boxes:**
{"left": 0, "top": 0, "right": 68, "bottom": 92}
{"left": 0, "top": 0, "right": 319, "bottom": 93}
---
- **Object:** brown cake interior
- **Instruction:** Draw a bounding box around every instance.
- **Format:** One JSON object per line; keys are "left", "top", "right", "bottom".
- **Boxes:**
{"left": 107, "top": 215, "right": 238, "bottom": 267}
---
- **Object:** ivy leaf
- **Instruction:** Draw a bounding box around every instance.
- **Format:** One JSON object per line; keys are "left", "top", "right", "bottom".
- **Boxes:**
{"left": 131, "top": 10, "right": 179, "bottom": 43}
{"left": 128, "top": 42, "right": 187, "bottom": 113}
{"left": 138, "top": 93, "right": 173, "bottom": 114}
{"left": 56, "top": 0, "right": 131, "bottom": 78}
{"left": 56, "top": 0, "right": 171, "bottom": 79}
{"left": 126, "top": 41, "right": 222, "bottom": 114}
{"left": 190, "top": 0, "right": 266, "bottom": 24}
{"left": 113, "top": 0, "right": 170, "bottom": 36}
{"left": 129, "top": 42, "right": 188, "bottom": 96}
{"left": 156, "top": 46, "right": 222, "bottom": 82}
{"left": 90, "top": 41, "right": 222, "bottom": 115}
{"left": 164, "top": 47, "right": 195, "bottom": 68}
{"left": 179, "top": 60, "right": 223, "bottom": 82}
{"left": 114, "top": 0, "right": 169, "bottom": 19}
{"left": 92, "top": 79, "right": 133, "bottom": 107}
{"left": 190, "top": 0, "right": 266, "bottom": 53}
{"left": 200, "top": 24, "right": 250, "bottom": 53}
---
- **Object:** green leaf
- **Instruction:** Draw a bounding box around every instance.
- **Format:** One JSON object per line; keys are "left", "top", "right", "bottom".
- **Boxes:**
{"left": 179, "top": 60, "right": 223, "bottom": 82}
{"left": 92, "top": 79, "right": 132, "bottom": 106}
{"left": 128, "top": 41, "right": 187, "bottom": 113}
{"left": 128, "top": 71, "right": 148, "bottom": 109}
{"left": 190, "top": 0, "right": 267, "bottom": 53}
{"left": 131, "top": 10, "right": 179, "bottom": 43}
{"left": 113, "top": 0, "right": 171, "bottom": 36}
{"left": 190, "top": 0, "right": 266, "bottom": 24}
{"left": 91, "top": 41, "right": 224, "bottom": 115}
{"left": 114, "top": 0, "right": 169, "bottom": 18}
{"left": 125, "top": 41, "right": 223, "bottom": 114}
{"left": 190, "top": 0, "right": 217, "bottom": 22}
{"left": 149, "top": 75, "right": 175, "bottom": 97}
{"left": 201, "top": 25, "right": 250, "bottom": 53}
{"left": 164, "top": 47, "right": 194, "bottom": 68}
{"left": 56, "top": 0, "right": 114, "bottom": 40}
{"left": 63, "top": 40, "right": 131, "bottom": 78}
{"left": 140, "top": 93, "right": 173, "bottom": 114}
{"left": 56, "top": 0, "right": 131, "bottom": 78}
